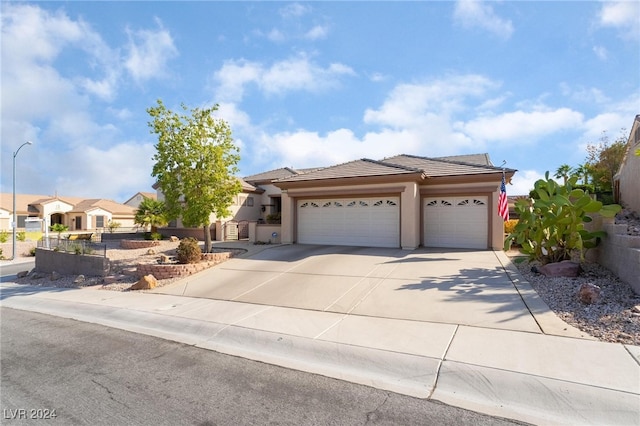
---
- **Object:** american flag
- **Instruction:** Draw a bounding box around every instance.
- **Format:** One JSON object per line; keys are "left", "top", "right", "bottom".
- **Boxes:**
{"left": 498, "top": 173, "right": 509, "bottom": 221}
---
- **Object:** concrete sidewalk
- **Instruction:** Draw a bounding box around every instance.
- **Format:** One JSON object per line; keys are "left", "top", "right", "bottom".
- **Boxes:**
{"left": 1, "top": 278, "right": 638, "bottom": 425}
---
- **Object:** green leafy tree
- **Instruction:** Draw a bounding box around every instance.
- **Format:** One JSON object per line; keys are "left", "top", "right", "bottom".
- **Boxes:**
{"left": 134, "top": 197, "right": 167, "bottom": 233}
{"left": 148, "top": 99, "right": 241, "bottom": 253}
{"left": 505, "top": 173, "right": 621, "bottom": 264}
{"left": 585, "top": 130, "right": 627, "bottom": 193}
{"left": 554, "top": 164, "right": 572, "bottom": 184}
{"left": 51, "top": 223, "right": 68, "bottom": 240}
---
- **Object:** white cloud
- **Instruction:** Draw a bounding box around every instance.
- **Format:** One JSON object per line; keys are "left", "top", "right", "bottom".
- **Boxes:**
{"left": 453, "top": 0, "right": 514, "bottom": 39}
{"left": 213, "top": 55, "right": 355, "bottom": 102}
{"left": 279, "top": 3, "right": 311, "bottom": 19}
{"left": 592, "top": 45, "right": 608, "bottom": 60}
{"left": 364, "top": 75, "right": 497, "bottom": 128}
{"left": 267, "top": 28, "right": 286, "bottom": 42}
{"left": 597, "top": 1, "right": 640, "bottom": 41}
{"left": 461, "top": 108, "right": 584, "bottom": 142}
{"left": 124, "top": 18, "right": 178, "bottom": 83}
{"left": 509, "top": 169, "right": 544, "bottom": 196}
{"left": 305, "top": 25, "right": 329, "bottom": 40}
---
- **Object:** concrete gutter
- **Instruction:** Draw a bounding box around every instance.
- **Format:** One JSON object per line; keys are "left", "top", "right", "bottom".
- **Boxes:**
{"left": 1, "top": 282, "right": 638, "bottom": 425}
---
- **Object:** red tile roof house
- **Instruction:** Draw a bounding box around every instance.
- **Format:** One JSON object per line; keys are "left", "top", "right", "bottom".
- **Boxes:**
{"left": 160, "top": 153, "right": 516, "bottom": 250}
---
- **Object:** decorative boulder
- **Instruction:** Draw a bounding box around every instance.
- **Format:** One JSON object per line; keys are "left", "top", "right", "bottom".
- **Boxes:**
{"left": 538, "top": 260, "right": 581, "bottom": 278}
{"left": 157, "top": 254, "right": 170, "bottom": 264}
{"left": 73, "top": 275, "right": 86, "bottom": 284}
{"left": 147, "top": 248, "right": 156, "bottom": 255}
{"left": 130, "top": 274, "right": 158, "bottom": 290}
{"left": 50, "top": 271, "right": 62, "bottom": 281}
{"left": 578, "top": 283, "right": 601, "bottom": 304}
{"left": 170, "top": 236, "right": 179, "bottom": 242}
{"left": 17, "top": 270, "right": 29, "bottom": 278}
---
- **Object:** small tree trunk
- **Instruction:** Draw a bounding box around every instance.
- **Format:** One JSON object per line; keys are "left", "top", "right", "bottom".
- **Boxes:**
{"left": 203, "top": 223, "right": 211, "bottom": 253}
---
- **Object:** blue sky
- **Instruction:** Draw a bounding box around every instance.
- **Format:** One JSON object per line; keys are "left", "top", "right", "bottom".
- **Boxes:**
{"left": 1, "top": 1, "right": 638, "bottom": 202}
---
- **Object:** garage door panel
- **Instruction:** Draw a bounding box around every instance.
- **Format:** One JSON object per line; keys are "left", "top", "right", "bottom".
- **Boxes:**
{"left": 298, "top": 197, "right": 399, "bottom": 248}
{"left": 424, "top": 196, "right": 488, "bottom": 249}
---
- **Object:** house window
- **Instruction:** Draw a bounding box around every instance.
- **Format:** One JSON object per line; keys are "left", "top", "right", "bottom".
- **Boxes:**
{"left": 17, "top": 215, "right": 27, "bottom": 227}
{"left": 95, "top": 216, "right": 105, "bottom": 228}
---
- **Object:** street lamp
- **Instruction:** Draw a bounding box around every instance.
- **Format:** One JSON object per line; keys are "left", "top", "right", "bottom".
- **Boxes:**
{"left": 12, "top": 141, "right": 32, "bottom": 260}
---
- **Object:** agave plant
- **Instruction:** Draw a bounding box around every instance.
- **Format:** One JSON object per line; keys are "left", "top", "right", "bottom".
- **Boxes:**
{"left": 505, "top": 172, "right": 620, "bottom": 264}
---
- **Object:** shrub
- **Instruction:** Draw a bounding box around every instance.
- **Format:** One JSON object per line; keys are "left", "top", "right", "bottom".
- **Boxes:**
{"left": 144, "top": 232, "right": 163, "bottom": 241}
{"left": 176, "top": 237, "right": 202, "bottom": 264}
{"left": 17, "top": 231, "right": 26, "bottom": 242}
{"left": 266, "top": 213, "right": 281, "bottom": 224}
{"left": 505, "top": 173, "right": 621, "bottom": 264}
{"left": 0, "top": 230, "right": 8, "bottom": 243}
{"left": 28, "top": 247, "right": 36, "bottom": 257}
{"left": 0, "top": 248, "right": 3, "bottom": 259}
{"left": 107, "top": 221, "right": 122, "bottom": 233}
{"left": 504, "top": 219, "right": 519, "bottom": 234}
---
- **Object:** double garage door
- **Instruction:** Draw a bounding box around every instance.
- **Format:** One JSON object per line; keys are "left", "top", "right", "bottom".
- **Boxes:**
{"left": 297, "top": 197, "right": 400, "bottom": 248}
{"left": 423, "top": 196, "right": 488, "bottom": 249}
{"left": 296, "top": 195, "right": 489, "bottom": 249}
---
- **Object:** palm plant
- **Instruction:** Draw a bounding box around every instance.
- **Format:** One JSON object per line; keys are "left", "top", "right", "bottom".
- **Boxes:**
{"left": 134, "top": 198, "right": 168, "bottom": 233}
{"left": 554, "top": 164, "right": 572, "bottom": 184}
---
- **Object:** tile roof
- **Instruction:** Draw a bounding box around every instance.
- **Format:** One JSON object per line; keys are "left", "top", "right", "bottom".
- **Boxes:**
{"left": 275, "top": 158, "right": 424, "bottom": 183}
{"left": 276, "top": 153, "right": 513, "bottom": 183}
{"left": 0, "top": 193, "right": 136, "bottom": 215}
{"left": 244, "top": 167, "right": 302, "bottom": 182}
{"left": 383, "top": 154, "right": 511, "bottom": 177}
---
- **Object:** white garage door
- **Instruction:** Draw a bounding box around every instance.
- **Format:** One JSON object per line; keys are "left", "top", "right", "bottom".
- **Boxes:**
{"left": 423, "top": 196, "right": 488, "bottom": 249}
{"left": 298, "top": 197, "right": 400, "bottom": 248}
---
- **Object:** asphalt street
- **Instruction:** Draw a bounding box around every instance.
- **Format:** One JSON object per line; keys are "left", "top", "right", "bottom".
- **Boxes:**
{"left": 0, "top": 307, "right": 524, "bottom": 426}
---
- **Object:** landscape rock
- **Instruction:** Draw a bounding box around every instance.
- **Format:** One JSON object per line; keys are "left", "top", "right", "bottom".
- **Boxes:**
{"left": 147, "top": 248, "right": 156, "bottom": 255}
{"left": 16, "top": 270, "right": 29, "bottom": 278}
{"left": 170, "top": 236, "right": 179, "bottom": 242}
{"left": 157, "top": 254, "right": 170, "bottom": 264}
{"left": 130, "top": 274, "right": 158, "bottom": 290}
{"left": 73, "top": 275, "right": 86, "bottom": 284}
{"left": 578, "top": 283, "right": 601, "bottom": 305}
{"left": 50, "top": 271, "right": 62, "bottom": 281}
{"left": 30, "top": 272, "right": 46, "bottom": 279}
{"left": 538, "top": 260, "right": 581, "bottom": 278}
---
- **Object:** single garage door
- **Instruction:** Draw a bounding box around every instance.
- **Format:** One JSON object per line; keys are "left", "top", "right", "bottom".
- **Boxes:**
{"left": 298, "top": 197, "right": 400, "bottom": 248}
{"left": 423, "top": 196, "right": 488, "bottom": 249}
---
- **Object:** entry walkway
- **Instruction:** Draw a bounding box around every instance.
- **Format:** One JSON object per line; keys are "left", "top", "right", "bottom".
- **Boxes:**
{"left": 1, "top": 244, "right": 638, "bottom": 425}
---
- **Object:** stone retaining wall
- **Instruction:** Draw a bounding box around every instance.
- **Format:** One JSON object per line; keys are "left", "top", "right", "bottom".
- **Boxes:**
{"left": 36, "top": 248, "right": 110, "bottom": 277}
{"left": 120, "top": 240, "right": 161, "bottom": 249}
{"left": 135, "top": 251, "right": 234, "bottom": 279}
{"left": 587, "top": 221, "right": 640, "bottom": 295}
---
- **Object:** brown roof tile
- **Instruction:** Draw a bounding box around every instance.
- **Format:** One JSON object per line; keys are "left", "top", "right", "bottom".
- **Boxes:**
{"left": 275, "top": 158, "right": 423, "bottom": 183}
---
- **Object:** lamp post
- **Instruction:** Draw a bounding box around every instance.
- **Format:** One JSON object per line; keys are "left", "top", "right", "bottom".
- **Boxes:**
{"left": 12, "top": 141, "right": 32, "bottom": 260}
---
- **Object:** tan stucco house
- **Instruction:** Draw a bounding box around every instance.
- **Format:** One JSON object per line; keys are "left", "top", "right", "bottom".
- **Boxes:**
{"left": 123, "top": 191, "right": 157, "bottom": 208}
{"left": 160, "top": 153, "right": 515, "bottom": 250}
{"left": 0, "top": 193, "right": 137, "bottom": 232}
{"left": 274, "top": 154, "right": 515, "bottom": 250}
{"left": 614, "top": 115, "right": 640, "bottom": 213}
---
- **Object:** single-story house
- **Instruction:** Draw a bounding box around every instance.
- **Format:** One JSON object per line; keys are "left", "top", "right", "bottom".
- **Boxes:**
{"left": 614, "top": 114, "right": 640, "bottom": 213}
{"left": 274, "top": 154, "right": 515, "bottom": 250}
{"left": 0, "top": 193, "right": 137, "bottom": 232}
{"left": 159, "top": 153, "right": 516, "bottom": 250}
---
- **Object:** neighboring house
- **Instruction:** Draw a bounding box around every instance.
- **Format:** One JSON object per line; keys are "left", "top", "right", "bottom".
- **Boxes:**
{"left": 274, "top": 154, "right": 516, "bottom": 250}
{"left": 0, "top": 193, "right": 137, "bottom": 232}
{"left": 614, "top": 114, "right": 640, "bottom": 213}
{"left": 123, "top": 192, "right": 157, "bottom": 208}
{"left": 158, "top": 153, "right": 515, "bottom": 250}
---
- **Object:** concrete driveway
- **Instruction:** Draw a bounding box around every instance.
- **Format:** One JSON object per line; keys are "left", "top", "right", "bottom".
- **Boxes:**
{"left": 154, "top": 244, "right": 541, "bottom": 333}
